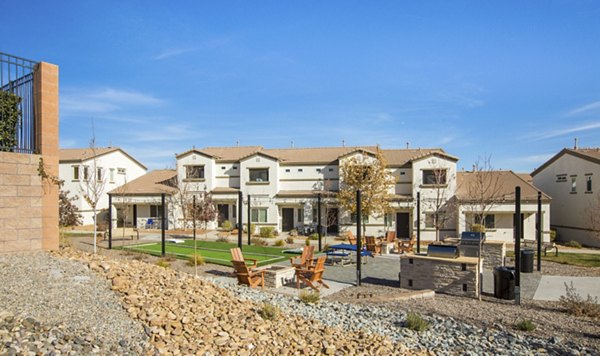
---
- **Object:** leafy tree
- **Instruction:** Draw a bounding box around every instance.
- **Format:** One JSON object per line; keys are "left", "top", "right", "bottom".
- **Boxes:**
{"left": 0, "top": 91, "right": 21, "bottom": 151}
{"left": 337, "top": 147, "right": 395, "bottom": 235}
{"left": 59, "top": 189, "right": 82, "bottom": 227}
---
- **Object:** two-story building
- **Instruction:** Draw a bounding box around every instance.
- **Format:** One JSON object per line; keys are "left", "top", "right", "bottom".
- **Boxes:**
{"left": 59, "top": 147, "right": 147, "bottom": 225}
{"left": 532, "top": 147, "right": 600, "bottom": 247}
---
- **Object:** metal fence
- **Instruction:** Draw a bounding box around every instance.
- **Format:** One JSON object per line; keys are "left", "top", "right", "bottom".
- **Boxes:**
{"left": 0, "top": 52, "right": 39, "bottom": 154}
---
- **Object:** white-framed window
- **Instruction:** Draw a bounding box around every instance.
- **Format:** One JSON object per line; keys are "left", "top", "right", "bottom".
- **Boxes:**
{"left": 586, "top": 175, "right": 592, "bottom": 192}
{"left": 571, "top": 176, "right": 577, "bottom": 193}
{"left": 425, "top": 213, "right": 435, "bottom": 228}
{"left": 285, "top": 169, "right": 290, "bottom": 173}
{"left": 150, "top": 205, "right": 163, "bottom": 218}
{"left": 249, "top": 168, "right": 269, "bottom": 182}
{"left": 473, "top": 214, "right": 495, "bottom": 229}
{"left": 422, "top": 169, "right": 447, "bottom": 185}
{"left": 297, "top": 208, "right": 304, "bottom": 222}
{"left": 312, "top": 207, "right": 318, "bottom": 223}
{"left": 186, "top": 165, "right": 205, "bottom": 180}
{"left": 556, "top": 174, "right": 567, "bottom": 182}
{"left": 316, "top": 168, "right": 322, "bottom": 173}
{"left": 232, "top": 204, "right": 236, "bottom": 219}
{"left": 72, "top": 165, "right": 80, "bottom": 180}
{"left": 117, "top": 168, "right": 126, "bottom": 174}
{"left": 328, "top": 168, "right": 333, "bottom": 172}
{"left": 97, "top": 167, "right": 103, "bottom": 181}
{"left": 109, "top": 168, "right": 115, "bottom": 183}
{"left": 350, "top": 212, "right": 369, "bottom": 224}
{"left": 298, "top": 168, "right": 303, "bottom": 172}
{"left": 83, "top": 166, "right": 89, "bottom": 181}
{"left": 251, "top": 208, "right": 267, "bottom": 223}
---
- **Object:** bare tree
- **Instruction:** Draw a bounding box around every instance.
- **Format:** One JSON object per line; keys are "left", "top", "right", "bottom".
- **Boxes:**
{"left": 168, "top": 178, "right": 198, "bottom": 230}
{"left": 338, "top": 147, "right": 395, "bottom": 236}
{"left": 421, "top": 162, "right": 457, "bottom": 242}
{"left": 588, "top": 191, "right": 600, "bottom": 243}
{"left": 80, "top": 134, "right": 107, "bottom": 254}
{"left": 196, "top": 189, "right": 217, "bottom": 239}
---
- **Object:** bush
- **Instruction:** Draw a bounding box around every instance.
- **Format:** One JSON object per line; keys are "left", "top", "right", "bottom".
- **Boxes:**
{"left": 258, "top": 303, "right": 280, "bottom": 320}
{"left": 550, "top": 229, "right": 557, "bottom": 242}
{"left": 286, "top": 236, "right": 295, "bottom": 244}
{"left": 299, "top": 290, "right": 320, "bottom": 304}
{"left": 187, "top": 253, "right": 205, "bottom": 267}
{"left": 305, "top": 238, "right": 311, "bottom": 246}
{"left": 272, "top": 229, "right": 280, "bottom": 237}
{"left": 565, "top": 240, "right": 582, "bottom": 248}
{"left": 470, "top": 224, "right": 485, "bottom": 233}
{"left": 273, "top": 239, "right": 285, "bottom": 247}
{"left": 216, "top": 234, "right": 229, "bottom": 243}
{"left": 260, "top": 227, "right": 275, "bottom": 238}
{"left": 251, "top": 237, "right": 268, "bottom": 246}
{"left": 308, "top": 233, "right": 319, "bottom": 240}
{"left": 323, "top": 244, "right": 330, "bottom": 252}
{"left": 559, "top": 282, "right": 600, "bottom": 318}
{"left": 289, "top": 229, "right": 298, "bottom": 237}
{"left": 156, "top": 259, "right": 171, "bottom": 268}
{"left": 514, "top": 319, "right": 536, "bottom": 332}
{"left": 221, "top": 220, "right": 233, "bottom": 231}
{"left": 405, "top": 312, "right": 429, "bottom": 332}
{"left": 243, "top": 224, "right": 252, "bottom": 234}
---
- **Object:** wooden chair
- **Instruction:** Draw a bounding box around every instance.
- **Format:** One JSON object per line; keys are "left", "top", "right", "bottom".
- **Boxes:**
{"left": 365, "top": 236, "right": 381, "bottom": 255}
{"left": 295, "top": 256, "right": 330, "bottom": 291}
{"left": 232, "top": 261, "right": 265, "bottom": 289}
{"left": 397, "top": 235, "right": 416, "bottom": 254}
{"left": 347, "top": 231, "right": 357, "bottom": 245}
{"left": 230, "top": 247, "right": 258, "bottom": 268}
{"left": 290, "top": 245, "right": 315, "bottom": 269}
{"left": 385, "top": 231, "right": 397, "bottom": 243}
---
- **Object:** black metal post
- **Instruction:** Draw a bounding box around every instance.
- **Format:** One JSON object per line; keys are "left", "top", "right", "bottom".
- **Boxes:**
{"left": 108, "top": 194, "right": 112, "bottom": 249}
{"left": 537, "top": 191, "right": 542, "bottom": 272}
{"left": 317, "top": 194, "right": 322, "bottom": 252}
{"left": 356, "top": 190, "right": 362, "bottom": 286}
{"left": 238, "top": 191, "right": 243, "bottom": 249}
{"left": 193, "top": 195, "right": 197, "bottom": 242}
{"left": 416, "top": 192, "right": 421, "bottom": 254}
{"left": 161, "top": 193, "right": 166, "bottom": 257}
{"left": 247, "top": 194, "right": 251, "bottom": 245}
{"left": 515, "top": 186, "right": 521, "bottom": 305}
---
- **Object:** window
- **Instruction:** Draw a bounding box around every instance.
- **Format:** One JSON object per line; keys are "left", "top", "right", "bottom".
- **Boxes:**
{"left": 249, "top": 168, "right": 269, "bottom": 182}
{"left": 221, "top": 166, "right": 226, "bottom": 170}
{"left": 586, "top": 175, "right": 592, "bottom": 192}
{"left": 285, "top": 169, "right": 290, "bottom": 173}
{"left": 556, "top": 174, "right": 567, "bottom": 182}
{"left": 400, "top": 171, "right": 406, "bottom": 176}
{"left": 251, "top": 208, "right": 267, "bottom": 223}
{"left": 117, "top": 168, "right": 126, "bottom": 174}
{"left": 83, "top": 166, "right": 89, "bottom": 181}
{"left": 150, "top": 205, "right": 163, "bottom": 218}
{"left": 312, "top": 207, "right": 318, "bottom": 223}
{"left": 232, "top": 204, "right": 236, "bottom": 218}
{"left": 350, "top": 213, "right": 369, "bottom": 223}
{"left": 297, "top": 208, "right": 304, "bottom": 222}
{"left": 328, "top": 168, "right": 333, "bottom": 172}
{"left": 384, "top": 213, "right": 393, "bottom": 227}
{"left": 298, "top": 168, "right": 303, "bottom": 172}
{"left": 571, "top": 176, "right": 577, "bottom": 193}
{"left": 316, "top": 168, "right": 322, "bottom": 173}
{"left": 473, "top": 214, "right": 495, "bottom": 229}
{"left": 109, "top": 168, "right": 115, "bottom": 183}
{"left": 422, "top": 169, "right": 446, "bottom": 185}
{"left": 97, "top": 167, "right": 103, "bottom": 181}
{"left": 73, "top": 166, "right": 80, "bottom": 180}
{"left": 233, "top": 166, "right": 238, "bottom": 170}
{"left": 186, "top": 165, "right": 205, "bottom": 180}
{"left": 425, "top": 213, "right": 435, "bottom": 228}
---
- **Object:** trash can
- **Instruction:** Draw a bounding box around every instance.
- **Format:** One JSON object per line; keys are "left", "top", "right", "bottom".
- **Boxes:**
{"left": 520, "top": 249, "right": 534, "bottom": 273}
{"left": 493, "top": 266, "right": 515, "bottom": 300}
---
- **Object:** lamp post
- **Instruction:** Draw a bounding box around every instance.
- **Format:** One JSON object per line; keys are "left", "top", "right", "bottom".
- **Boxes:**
{"left": 537, "top": 191, "right": 542, "bottom": 272}
{"left": 161, "top": 193, "right": 166, "bottom": 257}
{"left": 238, "top": 191, "right": 243, "bottom": 249}
{"left": 515, "top": 186, "right": 521, "bottom": 306}
{"left": 108, "top": 194, "right": 112, "bottom": 249}
{"left": 356, "top": 189, "right": 362, "bottom": 286}
{"left": 417, "top": 192, "right": 421, "bottom": 254}
{"left": 247, "top": 194, "right": 251, "bottom": 245}
{"left": 317, "top": 193, "right": 322, "bottom": 252}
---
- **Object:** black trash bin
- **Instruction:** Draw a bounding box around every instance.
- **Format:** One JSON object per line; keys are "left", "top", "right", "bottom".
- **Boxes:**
{"left": 521, "top": 249, "right": 534, "bottom": 273}
{"left": 493, "top": 266, "right": 515, "bottom": 300}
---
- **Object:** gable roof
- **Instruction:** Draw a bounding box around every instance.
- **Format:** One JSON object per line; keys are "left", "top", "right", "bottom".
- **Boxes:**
{"left": 108, "top": 169, "right": 178, "bottom": 195}
{"left": 531, "top": 148, "right": 600, "bottom": 176}
{"left": 456, "top": 170, "right": 550, "bottom": 202}
{"left": 59, "top": 147, "right": 147, "bottom": 170}
{"left": 176, "top": 145, "right": 458, "bottom": 166}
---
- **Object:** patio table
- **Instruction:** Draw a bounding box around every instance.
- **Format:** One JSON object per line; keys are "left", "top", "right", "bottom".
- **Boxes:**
{"left": 326, "top": 244, "right": 373, "bottom": 265}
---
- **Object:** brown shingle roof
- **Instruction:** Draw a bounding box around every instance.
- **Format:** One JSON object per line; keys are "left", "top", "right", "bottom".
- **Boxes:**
{"left": 108, "top": 170, "right": 178, "bottom": 195}
{"left": 531, "top": 148, "right": 600, "bottom": 176}
{"left": 176, "top": 146, "right": 263, "bottom": 161}
{"left": 59, "top": 147, "right": 147, "bottom": 169}
{"left": 456, "top": 171, "right": 550, "bottom": 202}
{"left": 276, "top": 190, "right": 337, "bottom": 198}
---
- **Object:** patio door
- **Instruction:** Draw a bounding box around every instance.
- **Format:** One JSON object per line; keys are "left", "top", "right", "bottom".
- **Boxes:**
{"left": 282, "top": 208, "right": 294, "bottom": 231}
{"left": 396, "top": 212, "right": 410, "bottom": 239}
{"left": 217, "top": 204, "right": 229, "bottom": 227}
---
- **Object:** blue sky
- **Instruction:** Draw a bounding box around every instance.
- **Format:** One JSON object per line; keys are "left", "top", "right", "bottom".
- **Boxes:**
{"left": 3, "top": 1, "right": 600, "bottom": 171}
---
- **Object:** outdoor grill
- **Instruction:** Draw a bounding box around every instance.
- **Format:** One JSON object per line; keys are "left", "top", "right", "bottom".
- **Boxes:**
{"left": 458, "top": 232, "right": 486, "bottom": 258}
{"left": 427, "top": 243, "right": 459, "bottom": 259}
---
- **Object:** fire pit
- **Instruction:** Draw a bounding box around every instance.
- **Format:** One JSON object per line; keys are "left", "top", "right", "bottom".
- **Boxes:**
{"left": 258, "top": 265, "right": 296, "bottom": 288}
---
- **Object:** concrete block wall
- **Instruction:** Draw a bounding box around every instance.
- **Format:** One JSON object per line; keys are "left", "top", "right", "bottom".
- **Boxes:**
{"left": 400, "top": 255, "right": 480, "bottom": 298}
{"left": 482, "top": 241, "right": 506, "bottom": 270}
{"left": 0, "top": 152, "right": 44, "bottom": 251}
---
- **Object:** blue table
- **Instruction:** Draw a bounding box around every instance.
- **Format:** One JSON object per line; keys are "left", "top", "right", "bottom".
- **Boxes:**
{"left": 326, "top": 244, "right": 373, "bottom": 265}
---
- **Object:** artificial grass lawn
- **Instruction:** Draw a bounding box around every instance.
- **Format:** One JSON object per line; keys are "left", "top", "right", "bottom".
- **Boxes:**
{"left": 506, "top": 251, "right": 600, "bottom": 268}
{"left": 120, "top": 239, "right": 294, "bottom": 267}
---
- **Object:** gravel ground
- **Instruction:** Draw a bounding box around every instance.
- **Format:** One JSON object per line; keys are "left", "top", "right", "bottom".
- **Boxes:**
{"left": 0, "top": 252, "right": 150, "bottom": 354}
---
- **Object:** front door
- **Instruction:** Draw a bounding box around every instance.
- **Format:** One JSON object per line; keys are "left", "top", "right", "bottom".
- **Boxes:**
{"left": 396, "top": 212, "right": 410, "bottom": 239}
{"left": 282, "top": 208, "right": 294, "bottom": 231}
{"left": 327, "top": 208, "right": 339, "bottom": 234}
{"left": 217, "top": 204, "right": 229, "bottom": 227}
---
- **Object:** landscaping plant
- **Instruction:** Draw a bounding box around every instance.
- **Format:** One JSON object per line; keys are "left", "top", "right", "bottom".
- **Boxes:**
{"left": 565, "top": 240, "right": 582, "bottom": 248}
{"left": 405, "top": 312, "right": 430, "bottom": 332}
{"left": 285, "top": 236, "right": 295, "bottom": 244}
{"left": 514, "top": 319, "right": 536, "bottom": 332}
{"left": 260, "top": 226, "right": 275, "bottom": 238}
{"left": 251, "top": 237, "right": 269, "bottom": 246}
{"left": 156, "top": 259, "right": 171, "bottom": 268}
{"left": 559, "top": 282, "right": 600, "bottom": 318}
{"left": 258, "top": 303, "right": 280, "bottom": 320}
{"left": 299, "top": 290, "right": 320, "bottom": 304}
{"left": 221, "top": 220, "right": 233, "bottom": 231}
{"left": 273, "top": 239, "right": 285, "bottom": 247}
{"left": 187, "top": 253, "right": 205, "bottom": 267}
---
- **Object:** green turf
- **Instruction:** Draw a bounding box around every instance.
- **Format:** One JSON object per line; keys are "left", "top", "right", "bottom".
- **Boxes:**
{"left": 120, "top": 240, "right": 295, "bottom": 267}
{"left": 506, "top": 251, "right": 600, "bottom": 268}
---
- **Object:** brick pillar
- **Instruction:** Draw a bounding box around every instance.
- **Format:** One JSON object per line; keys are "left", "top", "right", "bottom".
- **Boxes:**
{"left": 34, "top": 62, "right": 59, "bottom": 250}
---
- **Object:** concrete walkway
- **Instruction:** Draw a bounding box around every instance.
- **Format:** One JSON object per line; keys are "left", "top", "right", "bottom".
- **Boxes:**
{"left": 533, "top": 276, "right": 600, "bottom": 301}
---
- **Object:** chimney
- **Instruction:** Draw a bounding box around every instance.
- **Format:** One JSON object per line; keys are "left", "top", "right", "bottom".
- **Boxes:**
{"left": 236, "top": 140, "right": 240, "bottom": 147}
{"left": 342, "top": 139, "right": 345, "bottom": 147}
{"left": 406, "top": 142, "right": 409, "bottom": 149}
{"left": 574, "top": 138, "right": 578, "bottom": 150}
{"left": 472, "top": 164, "right": 476, "bottom": 172}
{"left": 291, "top": 140, "right": 294, "bottom": 148}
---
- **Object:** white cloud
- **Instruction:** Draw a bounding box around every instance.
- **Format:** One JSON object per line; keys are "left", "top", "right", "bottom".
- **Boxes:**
{"left": 566, "top": 100, "right": 600, "bottom": 117}
{"left": 61, "top": 87, "right": 165, "bottom": 118}
{"left": 154, "top": 47, "right": 198, "bottom": 60}
{"left": 528, "top": 121, "right": 600, "bottom": 141}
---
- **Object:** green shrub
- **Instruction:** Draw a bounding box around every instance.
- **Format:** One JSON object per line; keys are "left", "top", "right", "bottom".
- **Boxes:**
{"left": 299, "top": 290, "right": 320, "bottom": 304}
{"left": 550, "top": 229, "right": 557, "bottom": 242}
{"left": 243, "top": 224, "right": 252, "bottom": 234}
{"left": 559, "top": 282, "right": 600, "bottom": 318}
{"left": 565, "top": 240, "right": 582, "bottom": 248}
{"left": 470, "top": 224, "right": 485, "bottom": 233}
{"left": 251, "top": 237, "right": 268, "bottom": 246}
{"left": 289, "top": 229, "right": 298, "bottom": 237}
{"left": 405, "top": 312, "right": 429, "bottom": 332}
{"left": 323, "top": 244, "right": 330, "bottom": 252}
{"left": 221, "top": 220, "right": 233, "bottom": 231}
{"left": 305, "top": 238, "right": 311, "bottom": 246}
{"left": 514, "top": 319, "right": 536, "bottom": 332}
{"left": 187, "top": 253, "right": 205, "bottom": 267}
{"left": 272, "top": 229, "right": 280, "bottom": 237}
{"left": 273, "top": 239, "right": 285, "bottom": 247}
{"left": 156, "top": 259, "right": 171, "bottom": 268}
{"left": 286, "top": 236, "right": 295, "bottom": 244}
{"left": 260, "top": 227, "right": 275, "bottom": 238}
{"left": 258, "top": 303, "right": 280, "bottom": 320}
{"left": 308, "top": 233, "right": 319, "bottom": 240}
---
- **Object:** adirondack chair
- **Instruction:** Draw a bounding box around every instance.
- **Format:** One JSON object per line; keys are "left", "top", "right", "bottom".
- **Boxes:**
{"left": 230, "top": 247, "right": 258, "bottom": 268}
{"left": 232, "top": 261, "right": 265, "bottom": 289}
{"left": 397, "top": 235, "right": 416, "bottom": 254}
{"left": 290, "top": 245, "right": 315, "bottom": 269}
{"left": 347, "top": 230, "right": 357, "bottom": 245}
{"left": 385, "top": 231, "right": 397, "bottom": 243}
{"left": 365, "top": 236, "right": 381, "bottom": 255}
{"left": 295, "top": 256, "right": 329, "bottom": 291}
